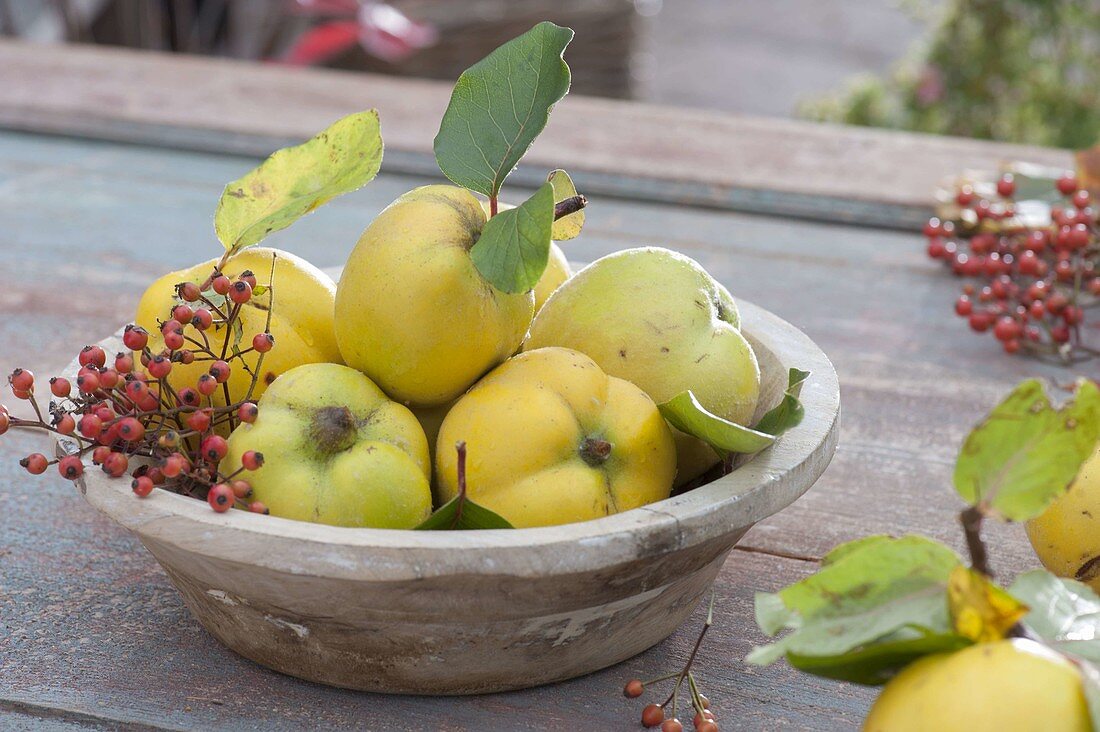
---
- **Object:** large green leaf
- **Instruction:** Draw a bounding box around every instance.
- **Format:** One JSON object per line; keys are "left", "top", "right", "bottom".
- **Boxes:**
{"left": 953, "top": 379, "right": 1100, "bottom": 521}
{"left": 746, "top": 535, "right": 968, "bottom": 684}
{"left": 470, "top": 181, "right": 556, "bottom": 293}
{"left": 1011, "top": 570, "right": 1100, "bottom": 730}
{"left": 215, "top": 110, "right": 383, "bottom": 254}
{"left": 433, "top": 22, "right": 573, "bottom": 198}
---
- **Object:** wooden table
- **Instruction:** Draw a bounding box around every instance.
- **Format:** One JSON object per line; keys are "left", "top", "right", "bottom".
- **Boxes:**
{"left": 0, "top": 42, "right": 1082, "bottom": 730}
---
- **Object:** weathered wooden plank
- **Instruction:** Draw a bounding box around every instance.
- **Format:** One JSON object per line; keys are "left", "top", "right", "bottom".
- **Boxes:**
{"left": 0, "top": 131, "right": 1069, "bottom": 729}
{"left": 0, "top": 40, "right": 1074, "bottom": 229}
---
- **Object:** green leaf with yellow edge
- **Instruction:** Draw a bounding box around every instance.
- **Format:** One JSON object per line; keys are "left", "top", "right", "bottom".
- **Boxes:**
{"left": 953, "top": 379, "right": 1100, "bottom": 521}
{"left": 215, "top": 110, "right": 383, "bottom": 255}
{"left": 433, "top": 22, "right": 573, "bottom": 198}
{"left": 470, "top": 181, "right": 556, "bottom": 293}
{"left": 747, "top": 535, "right": 969, "bottom": 684}
{"left": 947, "top": 566, "right": 1029, "bottom": 642}
{"left": 547, "top": 169, "right": 584, "bottom": 240}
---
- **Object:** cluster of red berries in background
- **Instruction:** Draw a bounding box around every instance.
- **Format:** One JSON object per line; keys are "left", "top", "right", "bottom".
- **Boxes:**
{"left": 0, "top": 264, "right": 277, "bottom": 514}
{"left": 924, "top": 171, "right": 1097, "bottom": 363}
{"left": 622, "top": 600, "right": 719, "bottom": 731}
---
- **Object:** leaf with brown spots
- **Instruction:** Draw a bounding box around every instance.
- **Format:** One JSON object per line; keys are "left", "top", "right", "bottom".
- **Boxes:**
{"left": 215, "top": 110, "right": 383, "bottom": 255}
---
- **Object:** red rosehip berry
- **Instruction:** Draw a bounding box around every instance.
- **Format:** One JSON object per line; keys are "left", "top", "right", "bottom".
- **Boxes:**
{"left": 162, "top": 453, "right": 188, "bottom": 478}
{"left": 98, "top": 369, "right": 120, "bottom": 389}
{"left": 123, "top": 324, "right": 149, "bottom": 351}
{"left": 996, "top": 174, "right": 1015, "bottom": 198}
{"left": 624, "top": 679, "right": 644, "bottom": 698}
{"left": 1003, "top": 339, "right": 1021, "bottom": 354}
{"left": 1056, "top": 173, "right": 1078, "bottom": 195}
{"left": 177, "top": 388, "right": 200, "bottom": 407}
{"left": 175, "top": 349, "right": 196, "bottom": 365}
{"left": 148, "top": 355, "right": 172, "bottom": 379}
{"left": 209, "top": 361, "right": 231, "bottom": 384}
{"left": 1064, "top": 306, "right": 1085, "bottom": 326}
{"left": 196, "top": 373, "right": 218, "bottom": 397}
{"left": 102, "top": 451, "right": 129, "bottom": 478}
{"left": 1051, "top": 325, "right": 1071, "bottom": 343}
{"left": 147, "top": 467, "right": 166, "bottom": 485}
{"left": 21, "top": 453, "right": 48, "bottom": 475}
{"left": 76, "top": 368, "right": 100, "bottom": 394}
{"left": 115, "top": 352, "right": 134, "bottom": 374}
{"left": 158, "top": 430, "right": 180, "bottom": 450}
{"left": 0, "top": 410, "right": 9, "bottom": 436}
{"left": 694, "top": 710, "right": 717, "bottom": 726}
{"left": 201, "top": 435, "right": 229, "bottom": 462}
{"left": 208, "top": 483, "right": 234, "bottom": 512}
{"left": 78, "top": 414, "right": 104, "bottom": 439}
{"left": 229, "top": 280, "right": 252, "bottom": 304}
{"left": 241, "top": 450, "right": 264, "bottom": 471}
{"left": 1046, "top": 292, "right": 1070, "bottom": 314}
{"left": 923, "top": 217, "right": 942, "bottom": 237}
{"left": 191, "top": 308, "right": 213, "bottom": 331}
{"left": 926, "top": 238, "right": 946, "bottom": 260}
{"left": 968, "top": 313, "right": 992, "bottom": 333}
{"left": 641, "top": 703, "right": 665, "bottom": 728}
{"left": 696, "top": 722, "right": 718, "bottom": 732}
{"left": 660, "top": 719, "right": 683, "bottom": 732}
{"left": 1073, "top": 189, "right": 1090, "bottom": 209}
{"left": 56, "top": 413, "right": 76, "bottom": 435}
{"left": 125, "top": 379, "right": 149, "bottom": 400}
{"left": 211, "top": 275, "right": 232, "bottom": 295}
{"left": 163, "top": 329, "right": 185, "bottom": 351}
{"left": 187, "top": 408, "right": 212, "bottom": 433}
{"left": 238, "top": 402, "right": 259, "bottom": 423}
{"left": 993, "top": 317, "right": 1021, "bottom": 342}
{"left": 58, "top": 455, "right": 84, "bottom": 480}
{"left": 238, "top": 270, "right": 258, "bottom": 289}
{"left": 79, "top": 345, "right": 106, "bottom": 369}
{"left": 252, "top": 333, "right": 274, "bottom": 353}
{"left": 9, "top": 368, "right": 33, "bottom": 392}
{"left": 955, "top": 185, "right": 975, "bottom": 207}
{"left": 48, "top": 377, "right": 70, "bottom": 398}
{"left": 172, "top": 304, "right": 194, "bottom": 324}
{"left": 132, "top": 476, "right": 155, "bottom": 497}
{"left": 118, "top": 417, "right": 145, "bottom": 442}
{"left": 178, "top": 282, "right": 202, "bottom": 302}
{"left": 91, "top": 446, "right": 112, "bottom": 465}
{"left": 954, "top": 296, "right": 973, "bottom": 317}
{"left": 248, "top": 501, "right": 269, "bottom": 514}
{"left": 230, "top": 480, "right": 253, "bottom": 499}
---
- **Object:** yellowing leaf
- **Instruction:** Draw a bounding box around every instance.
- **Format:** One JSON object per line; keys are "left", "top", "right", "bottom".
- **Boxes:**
{"left": 215, "top": 110, "right": 383, "bottom": 254}
{"left": 548, "top": 169, "right": 584, "bottom": 240}
{"left": 948, "top": 566, "right": 1029, "bottom": 643}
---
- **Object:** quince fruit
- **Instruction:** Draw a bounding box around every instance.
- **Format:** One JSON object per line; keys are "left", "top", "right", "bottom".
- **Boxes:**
{"left": 224, "top": 363, "right": 431, "bottom": 528}
{"left": 525, "top": 247, "right": 760, "bottom": 483}
{"left": 1026, "top": 445, "right": 1100, "bottom": 592}
{"left": 435, "top": 347, "right": 676, "bottom": 528}
{"left": 134, "top": 247, "right": 341, "bottom": 405}
{"left": 335, "top": 185, "right": 533, "bottom": 407}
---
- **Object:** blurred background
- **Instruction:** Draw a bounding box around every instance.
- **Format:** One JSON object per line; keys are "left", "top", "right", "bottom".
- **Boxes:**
{"left": 0, "top": 0, "right": 1097, "bottom": 149}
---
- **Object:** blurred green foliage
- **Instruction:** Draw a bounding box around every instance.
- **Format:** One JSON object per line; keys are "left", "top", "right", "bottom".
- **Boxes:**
{"left": 799, "top": 0, "right": 1100, "bottom": 149}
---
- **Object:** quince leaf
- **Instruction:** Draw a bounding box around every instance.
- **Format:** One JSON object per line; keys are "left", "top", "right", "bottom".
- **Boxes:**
{"left": 754, "top": 368, "right": 810, "bottom": 436}
{"left": 215, "top": 110, "right": 383, "bottom": 255}
{"left": 470, "top": 181, "right": 556, "bottom": 293}
{"left": 1010, "top": 570, "right": 1100, "bottom": 664}
{"left": 547, "top": 169, "right": 585, "bottom": 240}
{"left": 1011, "top": 570, "right": 1100, "bottom": 730}
{"left": 415, "top": 494, "right": 514, "bottom": 531}
{"left": 746, "top": 535, "right": 970, "bottom": 685}
{"left": 947, "top": 566, "right": 1028, "bottom": 643}
{"left": 433, "top": 22, "right": 573, "bottom": 198}
{"left": 659, "top": 391, "right": 775, "bottom": 455}
{"left": 953, "top": 379, "right": 1100, "bottom": 521}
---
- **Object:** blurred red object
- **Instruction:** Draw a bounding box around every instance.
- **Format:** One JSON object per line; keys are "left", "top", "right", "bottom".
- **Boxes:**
{"left": 282, "top": 0, "right": 438, "bottom": 65}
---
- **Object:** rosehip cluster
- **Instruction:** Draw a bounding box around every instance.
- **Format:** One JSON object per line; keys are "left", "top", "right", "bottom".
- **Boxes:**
{"left": 925, "top": 171, "right": 1098, "bottom": 363}
{"left": 623, "top": 597, "right": 719, "bottom": 731}
{"left": 1, "top": 262, "right": 279, "bottom": 514}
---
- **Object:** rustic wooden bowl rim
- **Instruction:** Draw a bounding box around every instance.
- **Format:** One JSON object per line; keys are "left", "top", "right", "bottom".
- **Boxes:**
{"left": 68, "top": 297, "right": 839, "bottom": 581}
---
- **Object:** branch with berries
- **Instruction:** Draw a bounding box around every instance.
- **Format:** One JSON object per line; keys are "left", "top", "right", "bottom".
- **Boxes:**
{"left": 0, "top": 256, "right": 281, "bottom": 514}
{"left": 924, "top": 171, "right": 1097, "bottom": 363}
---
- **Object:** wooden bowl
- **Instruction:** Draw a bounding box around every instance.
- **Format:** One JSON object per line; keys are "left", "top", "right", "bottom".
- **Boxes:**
{"left": 62, "top": 298, "right": 839, "bottom": 694}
